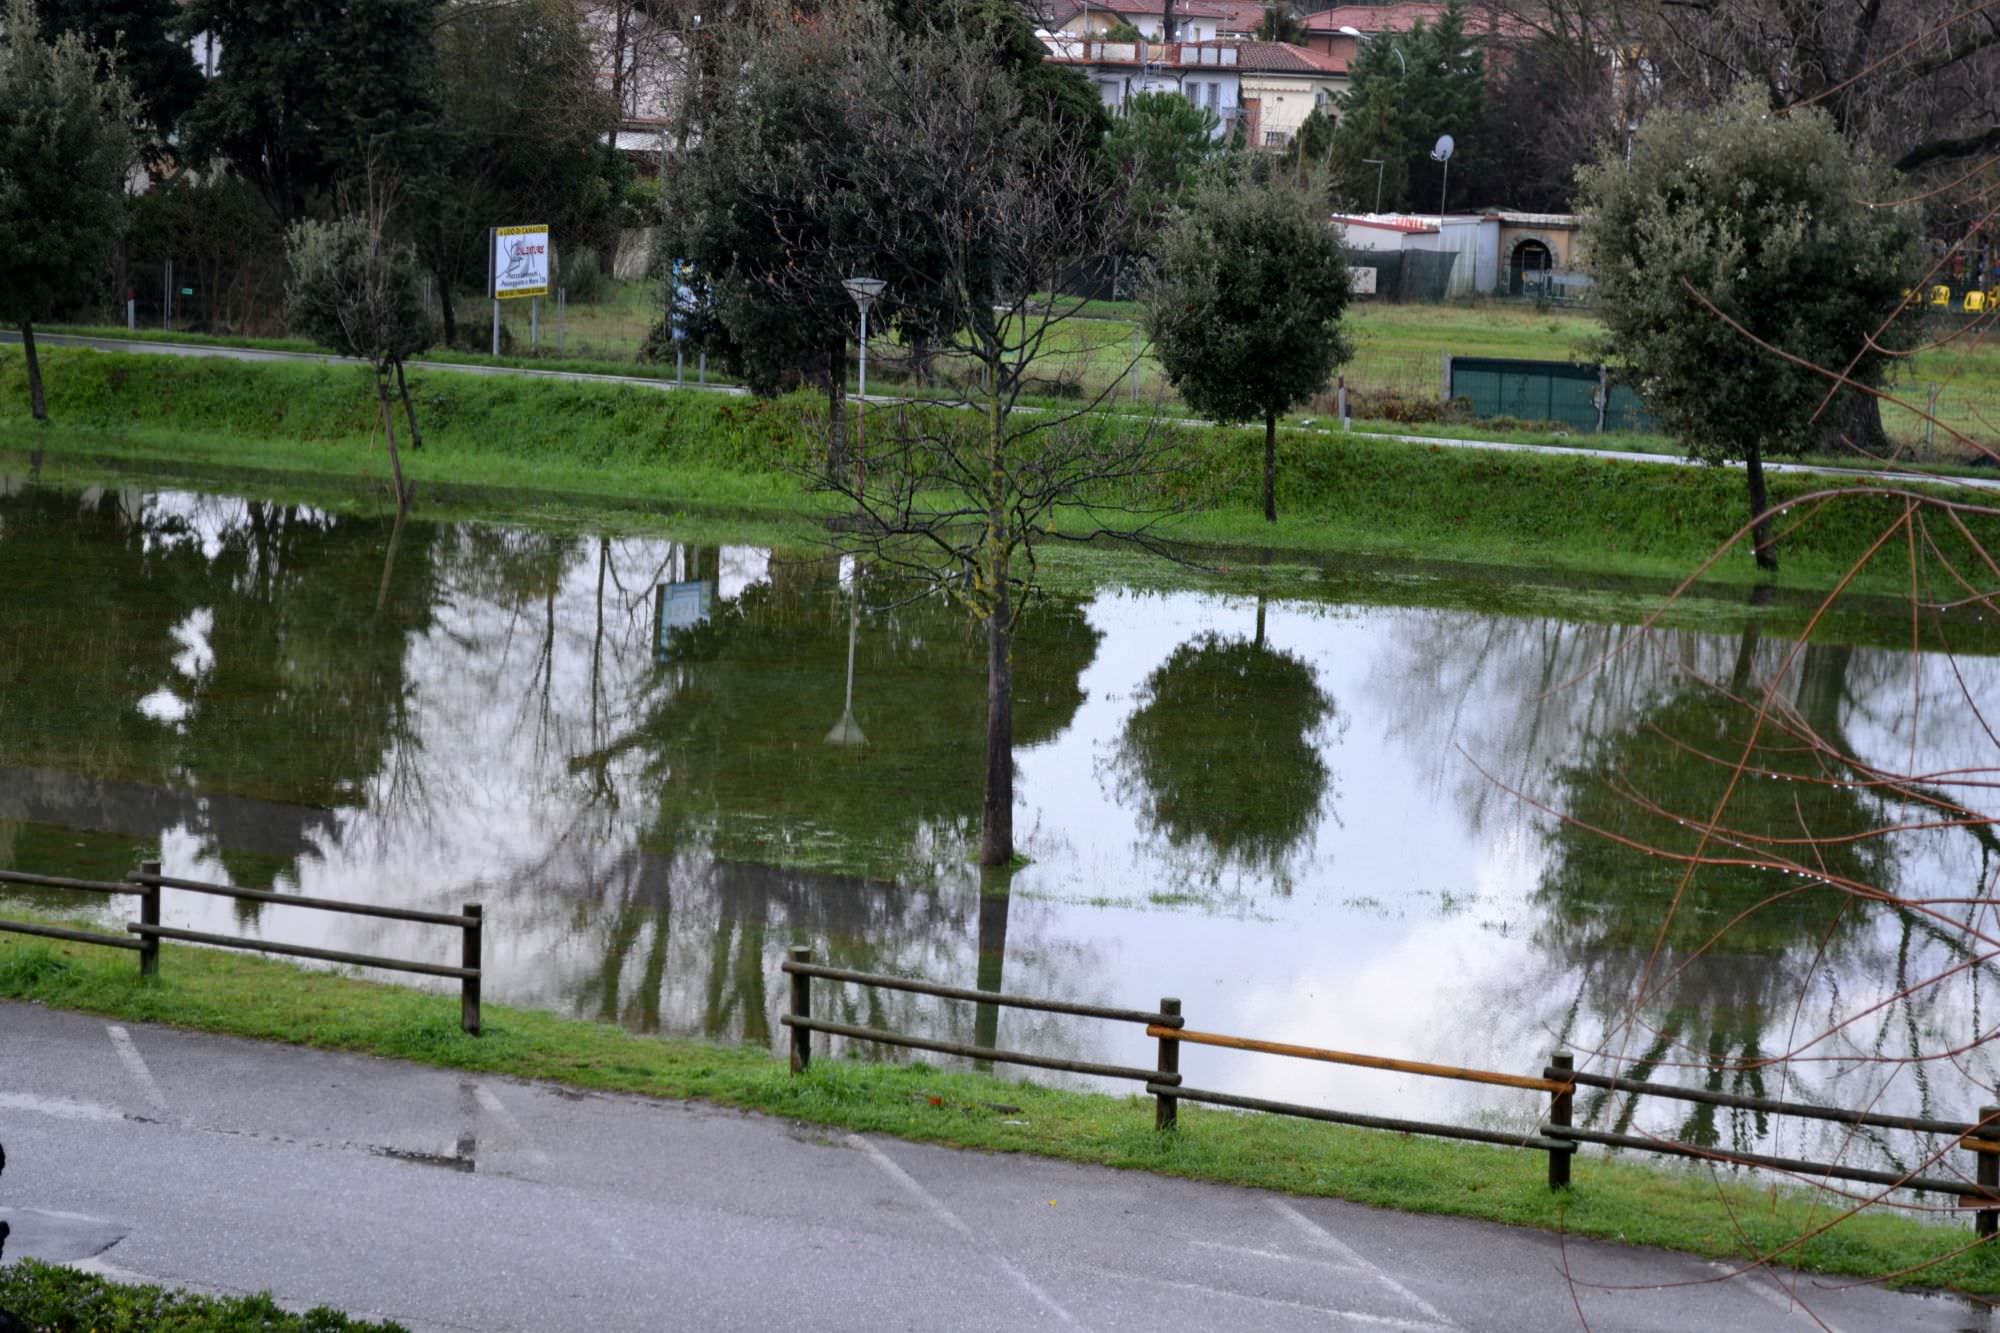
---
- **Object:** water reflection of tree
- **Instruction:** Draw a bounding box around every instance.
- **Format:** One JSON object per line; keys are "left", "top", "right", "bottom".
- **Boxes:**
{"left": 0, "top": 484, "right": 438, "bottom": 890}
{"left": 631, "top": 563, "right": 1102, "bottom": 886}
{"left": 1530, "top": 634, "right": 1930, "bottom": 1153}
{"left": 1103, "top": 619, "right": 1343, "bottom": 890}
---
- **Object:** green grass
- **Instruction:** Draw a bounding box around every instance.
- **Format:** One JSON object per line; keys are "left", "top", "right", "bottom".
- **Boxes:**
{"left": 5, "top": 344, "right": 1995, "bottom": 596}
{"left": 0, "top": 1260, "right": 404, "bottom": 1331}
{"left": 6, "top": 919, "right": 2000, "bottom": 1295}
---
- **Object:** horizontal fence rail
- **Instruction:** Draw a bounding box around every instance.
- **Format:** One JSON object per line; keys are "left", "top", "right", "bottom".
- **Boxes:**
{"left": 1545, "top": 1064, "right": 1974, "bottom": 1137}
{"left": 0, "top": 861, "right": 484, "bottom": 1035}
{"left": 0, "top": 867, "right": 155, "bottom": 966}
{"left": 779, "top": 949, "right": 1178, "bottom": 1086}
{"left": 780, "top": 949, "right": 2000, "bottom": 1225}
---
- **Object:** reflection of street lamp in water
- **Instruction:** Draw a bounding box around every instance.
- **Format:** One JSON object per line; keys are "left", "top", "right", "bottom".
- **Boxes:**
{"left": 825, "top": 565, "right": 866, "bottom": 746}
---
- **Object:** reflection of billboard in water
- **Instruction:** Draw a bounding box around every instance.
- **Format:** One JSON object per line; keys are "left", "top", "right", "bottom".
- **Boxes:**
{"left": 655, "top": 580, "right": 714, "bottom": 661}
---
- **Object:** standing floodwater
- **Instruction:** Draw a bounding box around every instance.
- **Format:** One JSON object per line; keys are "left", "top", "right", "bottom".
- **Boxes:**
{"left": 3, "top": 479, "right": 1996, "bottom": 1171}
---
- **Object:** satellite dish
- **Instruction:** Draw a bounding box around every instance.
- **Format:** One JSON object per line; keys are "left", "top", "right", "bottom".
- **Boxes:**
{"left": 1431, "top": 134, "right": 1456, "bottom": 162}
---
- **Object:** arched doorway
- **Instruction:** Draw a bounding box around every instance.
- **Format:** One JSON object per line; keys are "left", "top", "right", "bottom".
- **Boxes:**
{"left": 1509, "top": 239, "right": 1554, "bottom": 296}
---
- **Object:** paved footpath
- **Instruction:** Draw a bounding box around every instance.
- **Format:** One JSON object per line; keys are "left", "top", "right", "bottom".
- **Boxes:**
{"left": 9, "top": 330, "right": 1994, "bottom": 496}
{"left": 0, "top": 1002, "right": 1991, "bottom": 1332}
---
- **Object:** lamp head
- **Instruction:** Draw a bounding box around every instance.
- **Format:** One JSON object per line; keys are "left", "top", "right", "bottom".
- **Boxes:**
{"left": 843, "top": 277, "right": 887, "bottom": 312}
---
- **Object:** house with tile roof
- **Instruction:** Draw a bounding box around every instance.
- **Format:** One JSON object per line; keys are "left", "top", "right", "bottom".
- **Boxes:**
{"left": 1298, "top": 3, "right": 1526, "bottom": 62}
{"left": 1234, "top": 41, "right": 1349, "bottom": 148}
{"left": 1042, "top": 37, "right": 1246, "bottom": 137}
{"left": 1046, "top": 1, "right": 1242, "bottom": 44}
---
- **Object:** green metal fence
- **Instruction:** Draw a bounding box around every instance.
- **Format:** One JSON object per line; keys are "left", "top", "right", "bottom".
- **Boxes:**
{"left": 1447, "top": 356, "right": 1659, "bottom": 435}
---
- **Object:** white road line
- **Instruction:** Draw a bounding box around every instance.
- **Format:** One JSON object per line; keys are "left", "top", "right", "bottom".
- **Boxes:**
{"left": 848, "top": 1134, "right": 1077, "bottom": 1327}
{"left": 0, "top": 1091, "right": 126, "bottom": 1123}
{"left": 1188, "top": 1237, "right": 1365, "bottom": 1272}
{"left": 1270, "top": 1198, "right": 1459, "bottom": 1330}
{"left": 472, "top": 1084, "right": 551, "bottom": 1167}
{"left": 1710, "top": 1262, "right": 1849, "bottom": 1333}
{"left": 105, "top": 1025, "right": 168, "bottom": 1116}
{"left": 1077, "top": 1264, "right": 1454, "bottom": 1330}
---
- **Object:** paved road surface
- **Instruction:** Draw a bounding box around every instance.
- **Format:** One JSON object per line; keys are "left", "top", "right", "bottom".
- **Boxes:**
{"left": 8, "top": 329, "right": 1995, "bottom": 495}
{"left": 1, "top": 1002, "right": 1991, "bottom": 1331}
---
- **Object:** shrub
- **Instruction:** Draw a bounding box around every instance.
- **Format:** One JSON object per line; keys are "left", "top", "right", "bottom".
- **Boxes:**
{"left": 0, "top": 1260, "right": 408, "bottom": 1331}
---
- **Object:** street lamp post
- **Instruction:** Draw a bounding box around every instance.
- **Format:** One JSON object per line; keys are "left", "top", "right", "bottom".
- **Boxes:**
{"left": 842, "top": 277, "right": 886, "bottom": 498}
{"left": 1361, "top": 157, "right": 1385, "bottom": 213}
{"left": 1339, "top": 25, "right": 1405, "bottom": 74}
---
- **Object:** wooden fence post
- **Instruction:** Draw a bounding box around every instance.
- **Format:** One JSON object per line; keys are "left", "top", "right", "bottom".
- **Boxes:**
{"left": 789, "top": 946, "right": 813, "bottom": 1074}
{"left": 460, "top": 904, "right": 482, "bottom": 1037}
{"left": 1979, "top": 1090, "right": 2000, "bottom": 1237}
{"left": 1548, "top": 1051, "right": 1574, "bottom": 1190}
{"left": 136, "top": 860, "right": 160, "bottom": 980}
{"left": 1155, "top": 997, "right": 1181, "bottom": 1131}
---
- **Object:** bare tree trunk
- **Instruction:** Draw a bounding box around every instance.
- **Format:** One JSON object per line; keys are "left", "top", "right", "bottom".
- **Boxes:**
{"left": 1264, "top": 408, "right": 1278, "bottom": 522}
{"left": 826, "top": 343, "right": 848, "bottom": 482}
{"left": 436, "top": 269, "right": 458, "bottom": 347}
{"left": 20, "top": 322, "right": 46, "bottom": 423}
{"left": 377, "top": 372, "right": 410, "bottom": 513}
{"left": 1744, "top": 439, "right": 1777, "bottom": 571}
{"left": 395, "top": 360, "right": 423, "bottom": 450}
{"left": 1815, "top": 390, "right": 1892, "bottom": 458}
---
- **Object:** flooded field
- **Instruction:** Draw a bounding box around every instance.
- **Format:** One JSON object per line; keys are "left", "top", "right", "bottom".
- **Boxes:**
{"left": 4, "top": 477, "right": 1997, "bottom": 1174}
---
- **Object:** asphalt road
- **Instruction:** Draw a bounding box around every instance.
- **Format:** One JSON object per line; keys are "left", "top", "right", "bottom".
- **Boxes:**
{"left": 1, "top": 1002, "right": 1991, "bottom": 1332}
{"left": 8, "top": 329, "right": 1995, "bottom": 494}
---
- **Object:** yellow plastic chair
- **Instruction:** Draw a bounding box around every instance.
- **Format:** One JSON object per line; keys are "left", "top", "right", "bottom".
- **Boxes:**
{"left": 1932, "top": 284, "right": 1954, "bottom": 307}
{"left": 1970, "top": 290, "right": 1990, "bottom": 314}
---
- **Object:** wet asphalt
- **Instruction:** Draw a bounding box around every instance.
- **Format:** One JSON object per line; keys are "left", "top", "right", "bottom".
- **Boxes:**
{"left": 3, "top": 1001, "right": 1996, "bottom": 1331}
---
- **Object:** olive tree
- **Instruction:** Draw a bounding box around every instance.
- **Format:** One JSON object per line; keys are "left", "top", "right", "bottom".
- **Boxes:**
{"left": 1142, "top": 174, "right": 1353, "bottom": 523}
{"left": 0, "top": 0, "right": 135, "bottom": 422}
{"left": 1578, "top": 88, "right": 1921, "bottom": 571}
{"left": 285, "top": 182, "right": 436, "bottom": 511}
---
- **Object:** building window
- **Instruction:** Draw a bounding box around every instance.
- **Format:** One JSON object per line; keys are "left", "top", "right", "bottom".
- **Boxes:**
{"left": 1264, "top": 130, "right": 1291, "bottom": 147}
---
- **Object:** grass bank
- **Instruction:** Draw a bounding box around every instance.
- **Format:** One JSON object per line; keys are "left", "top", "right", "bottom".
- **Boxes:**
{"left": 0, "top": 1261, "right": 403, "bottom": 1331}
{"left": 5, "top": 919, "right": 1999, "bottom": 1296}
{"left": 3, "top": 345, "right": 1993, "bottom": 593}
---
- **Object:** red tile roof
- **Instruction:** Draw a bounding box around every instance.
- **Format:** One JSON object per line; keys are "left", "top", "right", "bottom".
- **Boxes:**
{"left": 1301, "top": 3, "right": 1521, "bottom": 36}
{"left": 1231, "top": 40, "right": 1348, "bottom": 73}
{"left": 1204, "top": 1, "right": 1277, "bottom": 29}
{"left": 1052, "top": 0, "right": 1241, "bottom": 18}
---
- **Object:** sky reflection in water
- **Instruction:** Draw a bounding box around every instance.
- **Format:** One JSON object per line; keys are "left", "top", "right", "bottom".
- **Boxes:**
{"left": 3, "top": 479, "right": 1997, "bottom": 1171}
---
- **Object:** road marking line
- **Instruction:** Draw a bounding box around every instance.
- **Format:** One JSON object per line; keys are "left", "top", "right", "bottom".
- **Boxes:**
{"left": 1709, "top": 1262, "right": 1848, "bottom": 1333}
{"left": 1270, "top": 1198, "right": 1458, "bottom": 1329}
{"left": 0, "top": 1091, "right": 127, "bottom": 1123}
{"left": 105, "top": 1025, "right": 168, "bottom": 1116}
{"left": 1192, "top": 1232, "right": 1368, "bottom": 1264}
{"left": 473, "top": 1084, "right": 551, "bottom": 1167}
{"left": 848, "top": 1134, "right": 1077, "bottom": 1327}
{"left": 1076, "top": 1264, "right": 1451, "bottom": 1329}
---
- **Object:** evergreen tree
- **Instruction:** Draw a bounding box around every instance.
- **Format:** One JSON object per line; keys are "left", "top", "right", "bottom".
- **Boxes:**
{"left": 1578, "top": 88, "right": 1922, "bottom": 571}
{"left": 1143, "top": 174, "right": 1353, "bottom": 522}
{"left": 178, "top": 0, "right": 443, "bottom": 226}
{"left": 1328, "top": 0, "right": 1484, "bottom": 212}
{"left": 0, "top": 0, "right": 136, "bottom": 421}
{"left": 34, "top": 0, "right": 198, "bottom": 153}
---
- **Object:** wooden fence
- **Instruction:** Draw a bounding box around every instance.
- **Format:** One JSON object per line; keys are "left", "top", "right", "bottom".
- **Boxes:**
{"left": 780, "top": 949, "right": 2000, "bottom": 1226}
{"left": 0, "top": 860, "right": 484, "bottom": 1035}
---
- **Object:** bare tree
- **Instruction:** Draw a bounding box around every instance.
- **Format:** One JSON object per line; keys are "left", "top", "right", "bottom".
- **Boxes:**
{"left": 786, "top": 16, "right": 1180, "bottom": 866}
